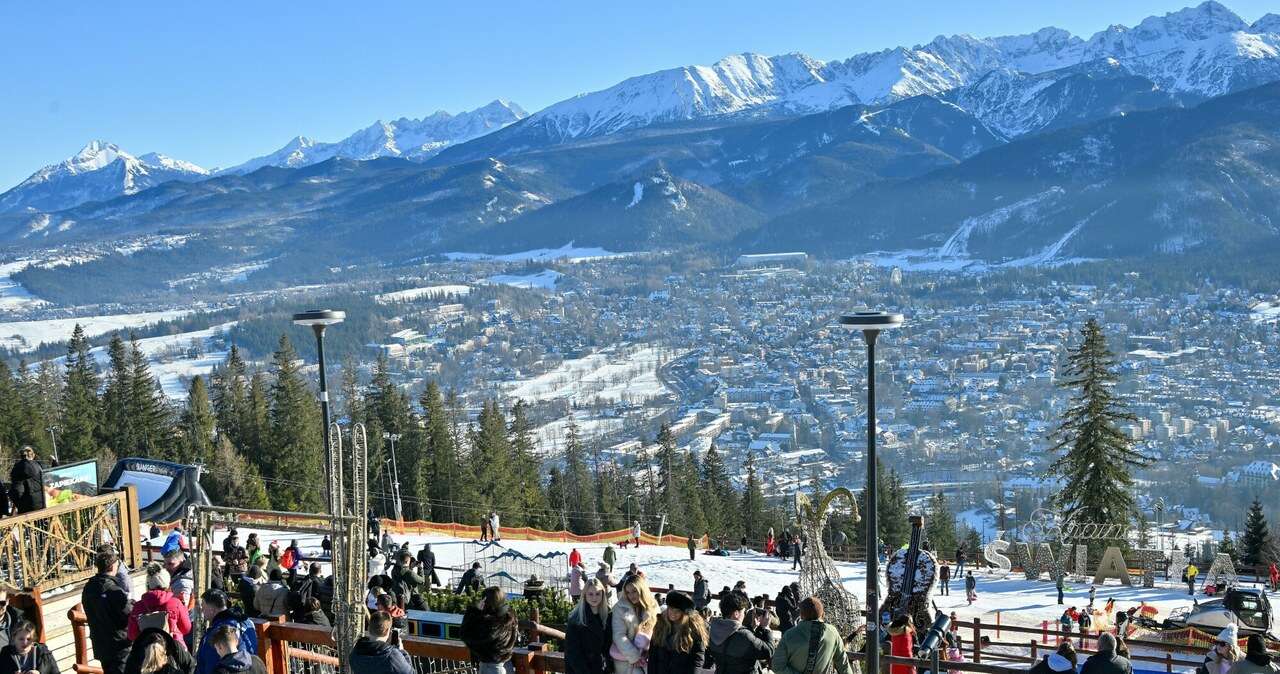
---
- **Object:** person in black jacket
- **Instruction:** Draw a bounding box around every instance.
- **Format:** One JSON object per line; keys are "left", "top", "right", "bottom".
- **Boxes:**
{"left": 456, "top": 562, "right": 483, "bottom": 594}
{"left": 650, "top": 591, "right": 707, "bottom": 674}
{"left": 1081, "top": 633, "right": 1133, "bottom": 674}
{"left": 7, "top": 447, "right": 45, "bottom": 514}
{"left": 82, "top": 549, "right": 133, "bottom": 674}
{"left": 706, "top": 593, "right": 774, "bottom": 674}
{"left": 0, "top": 592, "right": 26, "bottom": 656}
{"left": 1029, "top": 642, "right": 1078, "bottom": 674}
{"left": 461, "top": 587, "right": 519, "bottom": 674}
{"left": 774, "top": 584, "right": 798, "bottom": 635}
{"left": 417, "top": 544, "right": 441, "bottom": 587}
{"left": 565, "top": 579, "right": 611, "bottom": 674}
{"left": 350, "top": 611, "right": 414, "bottom": 674}
{"left": 0, "top": 620, "right": 59, "bottom": 674}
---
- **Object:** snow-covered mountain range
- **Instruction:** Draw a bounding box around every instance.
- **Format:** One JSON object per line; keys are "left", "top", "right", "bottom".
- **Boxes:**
{"left": 0, "top": 141, "right": 209, "bottom": 214}
{"left": 220, "top": 99, "right": 527, "bottom": 175}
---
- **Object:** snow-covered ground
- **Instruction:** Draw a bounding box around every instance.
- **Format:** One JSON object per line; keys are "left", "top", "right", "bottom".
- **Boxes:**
{"left": 0, "top": 309, "right": 192, "bottom": 351}
{"left": 0, "top": 260, "right": 47, "bottom": 311}
{"left": 505, "top": 345, "right": 670, "bottom": 406}
{"left": 377, "top": 285, "right": 472, "bottom": 303}
{"left": 484, "top": 270, "right": 562, "bottom": 290}
{"left": 445, "top": 244, "right": 627, "bottom": 263}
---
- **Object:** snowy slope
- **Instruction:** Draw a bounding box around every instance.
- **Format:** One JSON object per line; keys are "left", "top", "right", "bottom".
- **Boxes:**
{"left": 0, "top": 141, "right": 210, "bottom": 214}
{"left": 224, "top": 100, "right": 527, "bottom": 174}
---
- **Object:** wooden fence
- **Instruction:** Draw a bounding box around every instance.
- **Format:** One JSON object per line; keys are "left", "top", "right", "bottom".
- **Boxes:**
{"left": 0, "top": 486, "right": 141, "bottom": 592}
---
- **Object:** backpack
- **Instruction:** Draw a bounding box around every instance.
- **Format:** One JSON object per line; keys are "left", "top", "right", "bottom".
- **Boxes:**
{"left": 280, "top": 548, "right": 296, "bottom": 570}
{"left": 137, "top": 610, "right": 172, "bottom": 635}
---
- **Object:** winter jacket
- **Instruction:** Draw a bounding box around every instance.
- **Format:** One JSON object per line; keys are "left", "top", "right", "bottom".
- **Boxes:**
{"left": 889, "top": 624, "right": 915, "bottom": 674}
{"left": 610, "top": 596, "right": 654, "bottom": 672}
{"left": 456, "top": 568, "right": 482, "bottom": 594}
{"left": 128, "top": 589, "right": 192, "bottom": 644}
{"left": 238, "top": 576, "right": 262, "bottom": 619}
{"left": 570, "top": 567, "right": 585, "bottom": 596}
{"left": 0, "top": 606, "right": 26, "bottom": 657}
{"left": 693, "top": 578, "right": 712, "bottom": 610}
{"left": 569, "top": 549, "right": 583, "bottom": 568}
{"left": 964, "top": 576, "right": 976, "bottom": 592}
{"left": 565, "top": 605, "right": 611, "bottom": 674}
{"left": 418, "top": 548, "right": 437, "bottom": 571}
{"left": 82, "top": 572, "right": 133, "bottom": 672}
{"left": 349, "top": 637, "right": 414, "bottom": 674}
{"left": 7, "top": 458, "right": 45, "bottom": 513}
{"left": 210, "top": 650, "right": 267, "bottom": 674}
{"left": 1081, "top": 651, "right": 1134, "bottom": 674}
{"left": 196, "top": 610, "right": 258, "bottom": 674}
{"left": 772, "top": 620, "right": 852, "bottom": 674}
{"left": 774, "top": 592, "right": 798, "bottom": 634}
{"left": 169, "top": 560, "right": 195, "bottom": 607}
{"left": 649, "top": 625, "right": 706, "bottom": 674}
{"left": 706, "top": 617, "right": 774, "bottom": 674}
{"left": 0, "top": 643, "right": 59, "bottom": 674}
{"left": 123, "top": 628, "right": 195, "bottom": 674}
{"left": 1028, "top": 653, "right": 1076, "bottom": 674}
{"left": 1228, "top": 654, "right": 1280, "bottom": 674}
{"left": 254, "top": 581, "right": 290, "bottom": 618}
{"left": 603, "top": 546, "right": 617, "bottom": 568}
{"left": 390, "top": 563, "right": 425, "bottom": 600}
{"left": 298, "top": 609, "right": 331, "bottom": 627}
{"left": 460, "top": 603, "right": 518, "bottom": 664}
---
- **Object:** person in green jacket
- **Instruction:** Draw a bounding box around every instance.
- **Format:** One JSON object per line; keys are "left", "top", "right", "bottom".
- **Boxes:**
{"left": 771, "top": 596, "right": 853, "bottom": 674}
{"left": 603, "top": 544, "right": 617, "bottom": 571}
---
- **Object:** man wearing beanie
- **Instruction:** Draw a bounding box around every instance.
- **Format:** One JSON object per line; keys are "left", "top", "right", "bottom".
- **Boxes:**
{"left": 707, "top": 593, "right": 774, "bottom": 674}
{"left": 771, "top": 597, "right": 853, "bottom": 674}
{"left": 1229, "top": 634, "right": 1280, "bottom": 674}
{"left": 1082, "top": 632, "right": 1132, "bottom": 674}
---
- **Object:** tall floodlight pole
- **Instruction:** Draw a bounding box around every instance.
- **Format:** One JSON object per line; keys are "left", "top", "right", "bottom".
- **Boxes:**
{"left": 292, "top": 309, "right": 346, "bottom": 514}
{"left": 1155, "top": 498, "right": 1165, "bottom": 552}
{"left": 840, "top": 310, "right": 904, "bottom": 674}
{"left": 47, "top": 425, "right": 60, "bottom": 464}
{"left": 384, "top": 432, "right": 404, "bottom": 521}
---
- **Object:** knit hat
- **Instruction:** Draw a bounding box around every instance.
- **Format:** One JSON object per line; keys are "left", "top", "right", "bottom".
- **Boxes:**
{"left": 1218, "top": 624, "right": 1239, "bottom": 644}
{"left": 666, "top": 591, "right": 695, "bottom": 612}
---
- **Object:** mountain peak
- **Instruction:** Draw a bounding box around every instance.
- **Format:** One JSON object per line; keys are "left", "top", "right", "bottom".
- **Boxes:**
{"left": 1129, "top": 0, "right": 1248, "bottom": 41}
{"left": 1, "top": 141, "right": 209, "bottom": 213}
{"left": 1253, "top": 13, "right": 1280, "bottom": 34}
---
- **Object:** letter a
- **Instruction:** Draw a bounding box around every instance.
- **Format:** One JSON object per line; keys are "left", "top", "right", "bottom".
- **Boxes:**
{"left": 1093, "top": 546, "right": 1131, "bottom": 586}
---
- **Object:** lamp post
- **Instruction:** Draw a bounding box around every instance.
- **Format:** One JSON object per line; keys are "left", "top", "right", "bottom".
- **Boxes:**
{"left": 292, "top": 309, "right": 346, "bottom": 515}
{"left": 840, "top": 310, "right": 904, "bottom": 674}
{"left": 1155, "top": 498, "right": 1165, "bottom": 552}
{"left": 46, "top": 425, "right": 60, "bottom": 464}
{"left": 383, "top": 432, "right": 404, "bottom": 522}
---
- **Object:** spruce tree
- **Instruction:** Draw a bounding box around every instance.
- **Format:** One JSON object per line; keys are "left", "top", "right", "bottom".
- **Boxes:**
{"left": 60, "top": 324, "right": 102, "bottom": 462}
{"left": 266, "top": 334, "right": 325, "bottom": 512}
{"left": 1241, "top": 499, "right": 1273, "bottom": 566}
{"left": 470, "top": 400, "right": 515, "bottom": 517}
{"left": 128, "top": 335, "right": 172, "bottom": 458}
{"left": 421, "top": 382, "right": 466, "bottom": 522}
{"left": 740, "top": 452, "right": 767, "bottom": 541}
{"left": 0, "top": 361, "right": 24, "bottom": 452}
{"left": 1220, "top": 529, "right": 1237, "bottom": 561}
{"left": 178, "top": 376, "right": 217, "bottom": 466}
{"left": 700, "top": 444, "right": 737, "bottom": 539}
{"left": 1135, "top": 511, "right": 1151, "bottom": 549}
{"left": 203, "top": 436, "right": 270, "bottom": 509}
{"left": 925, "top": 492, "right": 958, "bottom": 555}
{"left": 676, "top": 451, "right": 708, "bottom": 537}
{"left": 101, "top": 336, "right": 137, "bottom": 455}
{"left": 655, "top": 424, "right": 681, "bottom": 524}
{"left": 508, "top": 400, "right": 549, "bottom": 528}
{"left": 592, "top": 443, "right": 623, "bottom": 531}
{"left": 17, "top": 361, "right": 60, "bottom": 456}
{"left": 212, "top": 345, "right": 249, "bottom": 449}
{"left": 244, "top": 373, "right": 271, "bottom": 467}
{"left": 1049, "top": 318, "right": 1149, "bottom": 545}
{"left": 562, "top": 420, "right": 599, "bottom": 534}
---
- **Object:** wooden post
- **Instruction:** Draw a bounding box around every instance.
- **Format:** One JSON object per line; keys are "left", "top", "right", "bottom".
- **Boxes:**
{"left": 512, "top": 648, "right": 537, "bottom": 674}
{"left": 1166, "top": 653, "right": 1174, "bottom": 673}
{"left": 1030, "top": 640, "right": 1038, "bottom": 661}
{"left": 1042, "top": 620, "right": 1048, "bottom": 644}
{"left": 124, "top": 485, "right": 143, "bottom": 570}
{"left": 67, "top": 604, "right": 90, "bottom": 669}
{"left": 973, "top": 618, "right": 982, "bottom": 664}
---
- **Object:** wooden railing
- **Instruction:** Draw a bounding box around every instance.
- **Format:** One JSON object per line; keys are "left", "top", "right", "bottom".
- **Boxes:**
{"left": 1, "top": 486, "right": 141, "bottom": 592}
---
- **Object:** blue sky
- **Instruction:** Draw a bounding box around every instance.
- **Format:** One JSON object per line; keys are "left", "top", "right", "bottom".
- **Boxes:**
{"left": 1, "top": 0, "right": 1274, "bottom": 188}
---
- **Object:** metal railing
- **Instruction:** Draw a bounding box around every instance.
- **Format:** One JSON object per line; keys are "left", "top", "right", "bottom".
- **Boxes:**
{"left": 1, "top": 486, "right": 141, "bottom": 592}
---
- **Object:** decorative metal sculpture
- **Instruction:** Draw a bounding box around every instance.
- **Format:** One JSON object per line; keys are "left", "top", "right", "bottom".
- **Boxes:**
{"left": 884, "top": 515, "right": 936, "bottom": 632}
{"left": 795, "top": 488, "right": 863, "bottom": 637}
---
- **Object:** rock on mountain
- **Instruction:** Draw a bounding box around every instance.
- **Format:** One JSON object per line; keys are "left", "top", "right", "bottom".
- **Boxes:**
{"left": 0, "top": 141, "right": 209, "bottom": 215}
{"left": 747, "top": 82, "right": 1280, "bottom": 262}
{"left": 224, "top": 99, "right": 527, "bottom": 174}
{"left": 439, "top": 1, "right": 1280, "bottom": 163}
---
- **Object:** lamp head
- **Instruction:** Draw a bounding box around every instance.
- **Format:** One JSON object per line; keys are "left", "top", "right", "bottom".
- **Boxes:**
{"left": 839, "top": 311, "right": 904, "bottom": 331}
{"left": 292, "top": 309, "right": 346, "bottom": 330}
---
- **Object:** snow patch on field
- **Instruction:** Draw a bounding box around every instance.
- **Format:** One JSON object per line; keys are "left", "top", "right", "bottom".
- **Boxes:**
{"left": 505, "top": 345, "right": 670, "bottom": 406}
{"left": 484, "top": 270, "right": 562, "bottom": 290}
{"left": 0, "top": 260, "right": 48, "bottom": 311}
{"left": 376, "top": 285, "right": 471, "bottom": 303}
{"left": 0, "top": 309, "right": 193, "bottom": 352}
{"left": 444, "top": 243, "right": 628, "bottom": 263}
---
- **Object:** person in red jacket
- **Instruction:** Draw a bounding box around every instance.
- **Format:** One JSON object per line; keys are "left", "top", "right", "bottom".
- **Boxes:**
{"left": 1269, "top": 563, "right": 1279, "bottom": 592}
{"left": 128, "top": 564, "right": 192, "bottom": 647}
{"left": 569, "top": 548, "right": 583, "bottom": 569}
{"left": 888, "top": 614, "right": 916, "bottom": 674}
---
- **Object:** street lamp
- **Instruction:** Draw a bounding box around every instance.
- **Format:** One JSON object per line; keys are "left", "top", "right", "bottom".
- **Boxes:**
{"left": 292, "top": 309, "right": 346, "bottom": 514}
{"left": 1155, "top": 498, "right": 1165, "bottom": 553}
{"left": 839, "top": 309, "right": 904, "bottom": 674}
{"left": 383, "top": 432, "right": 404, "bottom": 522}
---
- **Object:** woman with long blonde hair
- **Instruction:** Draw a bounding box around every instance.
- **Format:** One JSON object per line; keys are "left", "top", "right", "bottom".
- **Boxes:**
{"left": 649, "top": 591, "right": 707, "bottom": 674}
{"left": 610, "top": 574, "right": 658, "bottom": 674}
{"left": 566, "top": 578, "right": 612, "bottom": 674}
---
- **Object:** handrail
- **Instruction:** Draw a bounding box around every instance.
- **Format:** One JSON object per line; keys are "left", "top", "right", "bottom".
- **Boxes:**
{"left": 1, "top": 486, "right": 141, "bottom": 592}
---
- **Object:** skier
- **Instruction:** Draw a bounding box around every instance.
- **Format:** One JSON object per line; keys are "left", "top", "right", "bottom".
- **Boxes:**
{"left": 693, "top": 570, "right": 711, "bottom": 612}
{"left": 479, "top": 516, "right": 490, "bottom": 543}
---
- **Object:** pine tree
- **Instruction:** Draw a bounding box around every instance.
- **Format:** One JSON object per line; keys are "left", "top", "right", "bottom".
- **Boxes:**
{"left": 203, "top": 436, "right": 270, "bottom": 509}
{"left": 1049, "top": 319, "right": 1149, "bottom": 545}
{"left": 508, "top": 400, "right": 550, "bottom": 528}
{"left": 60, "top": 324, "right": 102, "bottom": 462}
{"left": 925, "top": 492, "right": 958, "bottom": 555}
{"left": 0, "top": 361, "right": 24, "bottom": 452}
{"left": 128, "top": 335, "right": 172, "bottom": 458}
{"left": 740, "top": 452, "right": 767, "bottom": 541}
{"left": 700, "top": 444, "right": 738, "bottom": 539}
{"left": 211, "top": 344, "right": 249, "bottom": 448}
{"left": 962, "top": 526, "right": 983, "bottom": 556}
{"left": 266, "top": 334, "right": 325, "bottom": 513}
{"left": 470, "top": 400, "right": 515, "bottom": 517}
{"left": 101, "top": 336, "right": 137, "bottom": 455}
{"left": 655, "top": 424, "right": 681, "bottom": 525}
{"left": 244, "top": 373, "right": 271, "bottom": 467}
{"left": 562, "top": 421, "right": 599, "bottom": 534}
{"left": 17, "top": 361, "right": 60, "bottom": 457}
{"left": 420, "top": 382, "right": 468, "bottom": 522}
{"left": 592, "top": 443, "right": 623, "bottom": 531}
{"left": 1241, "top": 499, "right": 1273, "bottom": 566}
{"left": 854, "top": 461, "right": 910, "bottom": 551}
{"left": 1135, "top": 511, "right": 1151, "bottom": 550}
{"left": 178, "top": 376, "right": 217, "bottom": 466}
{"left": 676, "top": 451, "right": 708, "bottom": 537}
{"left": 1220, "top": 529, "right": 1237, "bottom": 561}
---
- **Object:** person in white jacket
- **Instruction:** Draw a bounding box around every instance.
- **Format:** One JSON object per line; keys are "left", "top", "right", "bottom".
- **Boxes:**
{"left": 610, "top": 575, "right": 658, "bottom": 674}
{"left": 569, "top": 563, "right": 586, "bottom": 601}
{"left": 490, "top": 511, "right": 501, "bottom": 542}
{"left": 631, "top": 521, "right": 642, "bottom": 547}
